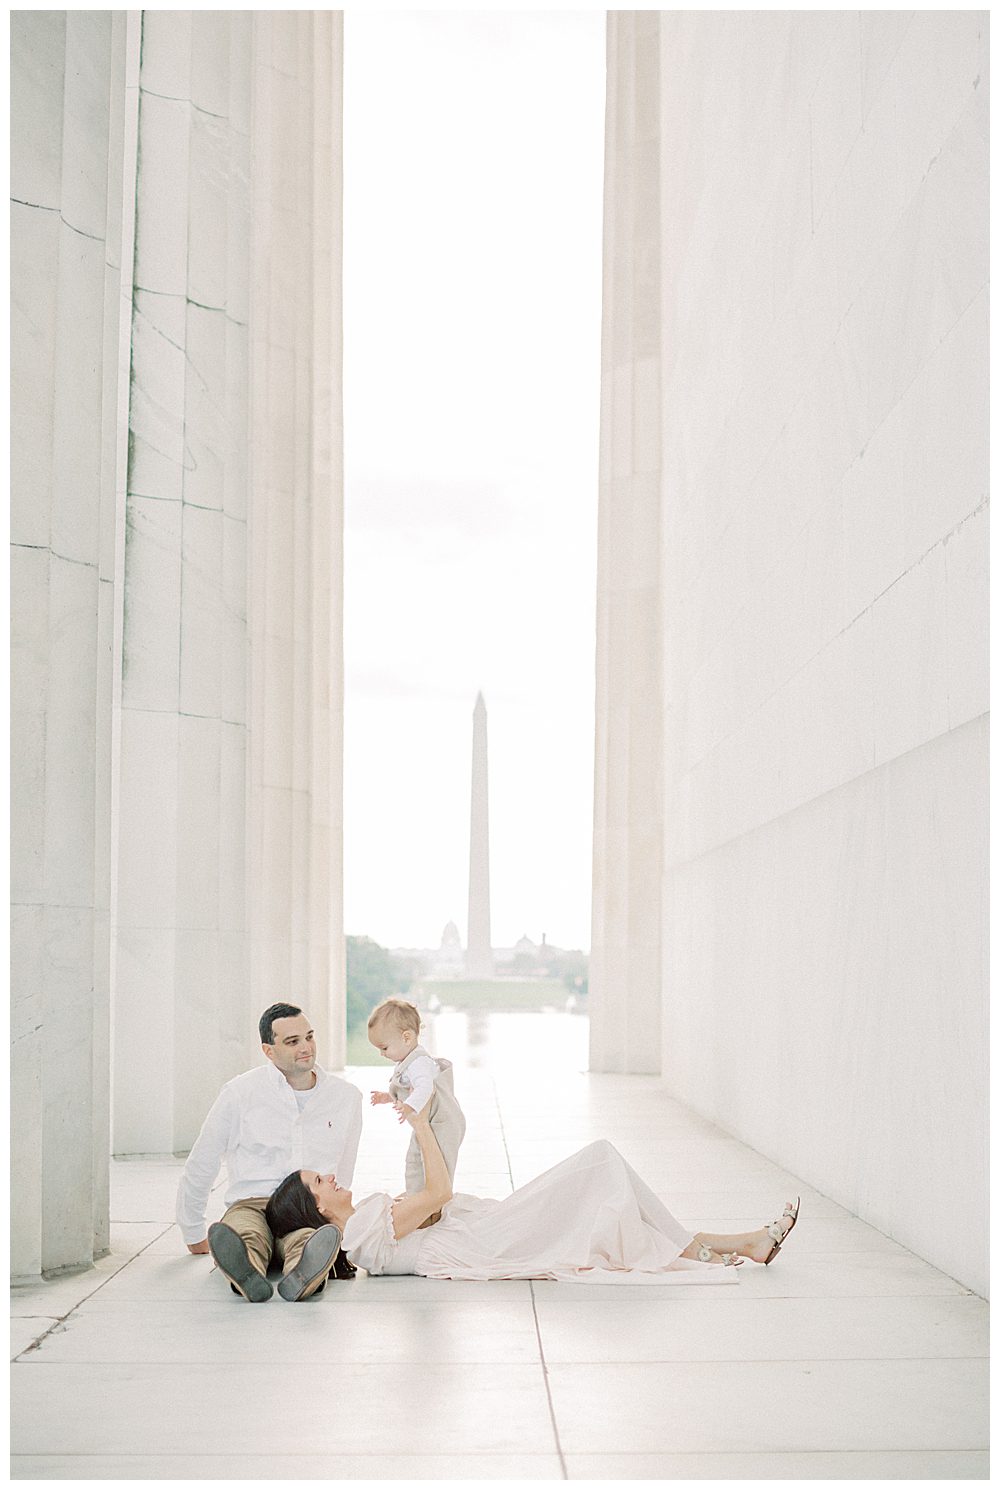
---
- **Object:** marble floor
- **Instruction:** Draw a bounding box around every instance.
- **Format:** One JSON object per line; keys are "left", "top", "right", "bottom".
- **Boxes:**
{"left": 10, "top": 1047, "right": 989, "bottom": 1480}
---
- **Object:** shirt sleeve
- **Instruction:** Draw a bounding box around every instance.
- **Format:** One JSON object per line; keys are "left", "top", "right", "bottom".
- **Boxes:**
{"left": 336, "top": 1082, "right": 363, "bottom": 1186}
{"left": 342, "top": 1193, "right": 397, "bottom": 1273}
{"left": 398, "top": 1054, "right": 439, "bottom": 1115}
{"left": 175, "top": 1085, "right": 238, "bottom": 1246}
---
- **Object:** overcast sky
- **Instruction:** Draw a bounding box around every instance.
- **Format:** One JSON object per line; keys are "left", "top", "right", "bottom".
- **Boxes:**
{"left": 342, "top": 11, "right": 606, "bottom": 952}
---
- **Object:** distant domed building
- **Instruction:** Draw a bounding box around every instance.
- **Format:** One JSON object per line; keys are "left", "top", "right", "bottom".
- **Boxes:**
{"left": 432, "top": 920, "right": 465, "bottom": 977}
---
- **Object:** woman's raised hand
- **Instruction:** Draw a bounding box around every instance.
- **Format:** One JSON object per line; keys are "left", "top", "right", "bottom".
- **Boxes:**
{"left": 393, "top": 1100, "right": 426, "bottom": 1128}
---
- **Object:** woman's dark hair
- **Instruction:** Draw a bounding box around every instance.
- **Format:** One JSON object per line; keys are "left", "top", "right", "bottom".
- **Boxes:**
{"left": 265, "top": 1171, "right": 326, "bottom": 1237}
{"left": 259, "top": 1002, "right": 302, "bottom": 1045}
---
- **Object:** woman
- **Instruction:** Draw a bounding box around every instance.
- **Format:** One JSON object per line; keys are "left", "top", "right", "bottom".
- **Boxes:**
{"left": 265, "top": 1104, "right": 799, "bottom": 1285}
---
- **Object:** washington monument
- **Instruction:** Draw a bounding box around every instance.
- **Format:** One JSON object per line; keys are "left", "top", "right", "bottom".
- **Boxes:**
{"left": 466, "top": 692, "right": 495, "bottom": 977}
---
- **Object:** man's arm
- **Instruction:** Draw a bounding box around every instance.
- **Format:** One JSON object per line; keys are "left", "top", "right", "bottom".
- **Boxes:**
{"left": 175, "top": 1086, "right": 237, "bottom": 1251}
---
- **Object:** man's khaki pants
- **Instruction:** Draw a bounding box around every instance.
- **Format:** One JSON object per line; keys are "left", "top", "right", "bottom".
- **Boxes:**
{"left": 220, "top": 1197, "right": 335, "bottom": 1300}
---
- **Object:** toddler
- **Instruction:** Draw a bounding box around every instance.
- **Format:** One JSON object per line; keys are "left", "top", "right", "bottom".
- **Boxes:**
{"left": 368, "top": 997, "right": 465, "bottom": 1219}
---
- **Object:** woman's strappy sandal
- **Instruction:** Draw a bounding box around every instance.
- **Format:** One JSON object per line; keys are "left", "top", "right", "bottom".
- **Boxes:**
{"left": 762, "top": 1196, "right": 800, "bottom": 1265}
{"left": 697, "top": 1244, "right": 743, "bottom": 1267}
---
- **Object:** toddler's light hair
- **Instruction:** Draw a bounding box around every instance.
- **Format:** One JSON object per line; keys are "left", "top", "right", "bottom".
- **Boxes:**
{"left": 367, "top": 997, "right": 421, "bottom": 1037}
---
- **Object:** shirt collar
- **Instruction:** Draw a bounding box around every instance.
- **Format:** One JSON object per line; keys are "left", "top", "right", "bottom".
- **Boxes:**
{"left": 394, "top": 1046, "right": 425, "bottom": 1073}
{"left": 262, "top": 1059, "right": 328, "bottom": 1092}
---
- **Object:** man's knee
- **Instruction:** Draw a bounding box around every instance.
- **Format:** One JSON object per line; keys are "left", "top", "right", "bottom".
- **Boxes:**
{"left": 276, "top": 1224, "right": 317, "bottom": 1270}
{"left": 219, "top": 1200, "right": 274, "bottom": 1267}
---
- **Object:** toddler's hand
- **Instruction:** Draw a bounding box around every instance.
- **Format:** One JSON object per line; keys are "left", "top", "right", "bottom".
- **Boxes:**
{"left": 393, "top": 1101, "right": 419, "bottom": 1126}
{"left": 370, "top": 1090, "right": 393, "bottom": 1105}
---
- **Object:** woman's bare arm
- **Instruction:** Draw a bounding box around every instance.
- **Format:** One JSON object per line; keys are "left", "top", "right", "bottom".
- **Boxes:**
{"left": 390, "top": 1107, "right": 453, "bottom": 1240}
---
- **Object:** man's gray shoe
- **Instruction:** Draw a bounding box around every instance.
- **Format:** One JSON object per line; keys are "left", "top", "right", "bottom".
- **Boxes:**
{"left": 278, "top": 1223, "right": 343, "bottom": 1301}
{"left": 208, "top": 1222, "right": 273, "bottom": 1302}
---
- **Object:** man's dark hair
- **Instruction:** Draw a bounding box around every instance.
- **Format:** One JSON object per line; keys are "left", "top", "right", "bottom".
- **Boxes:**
{"left": 259, "top": 1003, "right": 303, "bottom": 1046}
{"left": 265, "top": 1171, "right": 325, "bottom": 1236}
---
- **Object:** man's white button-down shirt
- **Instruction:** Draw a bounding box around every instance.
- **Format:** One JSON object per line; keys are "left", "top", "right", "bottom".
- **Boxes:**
{"left": 175, "top": 1062, "right": 362, "bottom": 1246}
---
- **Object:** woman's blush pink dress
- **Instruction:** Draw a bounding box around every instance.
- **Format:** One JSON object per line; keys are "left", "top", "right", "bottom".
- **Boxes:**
{"left": 341, "top": 1139, "right": 739, "bottom": 1285}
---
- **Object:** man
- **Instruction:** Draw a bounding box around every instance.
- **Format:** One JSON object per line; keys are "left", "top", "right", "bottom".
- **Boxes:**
{"left": 176, "top": 1003, "right": 362, "bottom": 1301}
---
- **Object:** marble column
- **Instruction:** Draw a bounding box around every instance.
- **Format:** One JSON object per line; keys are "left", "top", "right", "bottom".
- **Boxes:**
{"left": 114, "top": 11, "right": 346, "bottom": 1152}
{"left": 10, "top": 11, "right": 136, "bottom": 1274}
{"left": 247, "top": 12, "right": 346, "bottom": 1073}
{"left": 589, "top": 12, "right": 662, "bottom": 1074}
{"left": 113, "top": 11, "right": 256, "bottom": 1154}
{"left": 12, "top": 8, "right": 346, "bottom": 1272}
{"left": 465, "top": 693, "right": 495, "bottom": 978}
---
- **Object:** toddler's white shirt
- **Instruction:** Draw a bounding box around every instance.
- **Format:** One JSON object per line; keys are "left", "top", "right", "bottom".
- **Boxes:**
{"left": 392, "top": 1050, "right": 440, "bottom": 1114}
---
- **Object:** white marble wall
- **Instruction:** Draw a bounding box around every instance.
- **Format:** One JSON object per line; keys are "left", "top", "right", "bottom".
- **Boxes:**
{"left": 595, "top": 12, "right": 988, "bottom": 1294}
{"left": 590, "top": 12, "right": 663, "bottom": 1074}
{"left": 11, "top": 10, "right": 345, "bottom": 1272}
